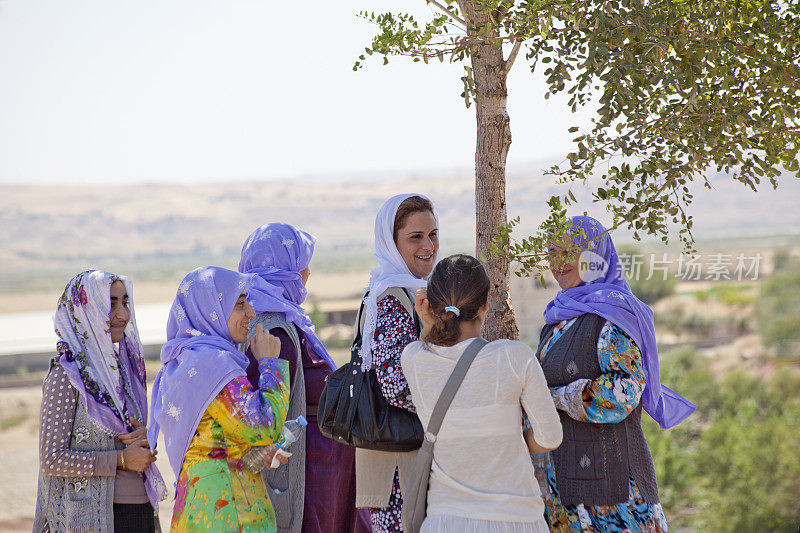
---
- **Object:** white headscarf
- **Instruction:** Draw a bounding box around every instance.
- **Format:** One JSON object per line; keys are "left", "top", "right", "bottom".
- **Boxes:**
{"left": 360, "top": 193, "right": 438, "bottom": 369}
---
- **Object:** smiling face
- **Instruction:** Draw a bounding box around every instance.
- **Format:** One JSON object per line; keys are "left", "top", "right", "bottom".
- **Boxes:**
{"left": 109, "top": 280, "right": 131, "bottom": 343}
{"left": 395, "top": 210, "right": 439, "bottom": 279}
{"left": 548, "top": 237, "right": 583, "bottom": 290}
{"left": 227, "top": 292, "right": 256, "bottom": 344}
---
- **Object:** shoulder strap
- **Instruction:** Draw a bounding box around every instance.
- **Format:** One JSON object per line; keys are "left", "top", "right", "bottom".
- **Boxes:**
{"left": 355, "top": 287, "right": 422, "bottom": 343}
{"left": 424, "top": 338, "right": 489, "bottom": 440}
{"left": 379, "top": 287, "right": 416, "bottom": 320}
{"left": 352, "top": 297, "right": 367, "bottom": 351}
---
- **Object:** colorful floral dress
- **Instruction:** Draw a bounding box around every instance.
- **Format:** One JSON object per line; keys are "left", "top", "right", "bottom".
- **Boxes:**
{"left": 170, "top": 358, "right": 290, "bottom": 532}
{"left": 369, "top": 295, "right": 418, "bottom": 533}
{"left": 532, "top": 319, "right": 669, "bottom": 533}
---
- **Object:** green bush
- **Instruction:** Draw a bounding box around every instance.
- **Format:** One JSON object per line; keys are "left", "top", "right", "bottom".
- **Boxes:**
{"left": 617, "top": 246, "right": 677, "bottom": 304}
{"left": 692, "top": 284, "right": 756, "bottom": 306}
{"left": 308, "top": 300, "right": 328, "bottom": 330}
{"left": 772, "top": 248, "right": 792, "bottom": 274}
{"left": 656, "top": 306, "right": 718, "bottom": 336}
{"left": 713, "top": 284, "right": 757, "bottom": 306}
{"left": 755, "top": 270, "right": 800, "bottom": 358}
{"left": 643, "top": 349, "right": 800, "bottom": 531}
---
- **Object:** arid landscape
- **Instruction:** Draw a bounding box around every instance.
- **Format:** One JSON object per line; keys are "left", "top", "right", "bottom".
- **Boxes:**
{"left": 1, "top": 171, "right": 799, "bottom": 531}
{"left": 2, "top": 167, "right": 799, "bottom": 295}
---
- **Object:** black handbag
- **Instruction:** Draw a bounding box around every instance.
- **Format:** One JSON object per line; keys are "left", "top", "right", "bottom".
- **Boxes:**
{"left": 317, "top": 289, "right": 424, "bottom": 452}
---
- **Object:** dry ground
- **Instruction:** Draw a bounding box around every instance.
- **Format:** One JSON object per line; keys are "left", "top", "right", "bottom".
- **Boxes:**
{"left": 0, "top": 377, "right": 177, "bottom": 532}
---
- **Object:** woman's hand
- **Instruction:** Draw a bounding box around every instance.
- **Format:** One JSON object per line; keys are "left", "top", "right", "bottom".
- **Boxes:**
{"left": 118, "top": 418, "right": 147, "bottom": 446}
{"left": 120, "top": 440, "right": 156, "bottom": 472}
{"left": 261, "top": 445, "right": 290, "bottom": 469}
{"left": 251, "top": 323, "right": 281, "bottom": 360}
{"left": 414, "top": 288, "right": 434, "bottom": 341}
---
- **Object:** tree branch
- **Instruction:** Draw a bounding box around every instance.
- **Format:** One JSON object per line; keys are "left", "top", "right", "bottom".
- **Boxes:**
{"left": 427, "top": 0, "right": 466, "bottom": 26}
{"left": 503, "top": 40, "right": 523, "bottom": 75}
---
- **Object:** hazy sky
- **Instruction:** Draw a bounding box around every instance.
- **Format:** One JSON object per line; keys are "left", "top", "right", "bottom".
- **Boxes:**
{"left": 0, "top": 0, "right": 593, "bottom": 184}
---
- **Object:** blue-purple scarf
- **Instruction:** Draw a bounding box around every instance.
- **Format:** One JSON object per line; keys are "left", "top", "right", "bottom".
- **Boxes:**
{"left": 148, "top": 266, "right": 256, "bottom": 479}
{"left": 239, "top": 223, "right": 337, "bottom": 370}
{"left": 543, "top": 216, "right": 696, "bottom": 429}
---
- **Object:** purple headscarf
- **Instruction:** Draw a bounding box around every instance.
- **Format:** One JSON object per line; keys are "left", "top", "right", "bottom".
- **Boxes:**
{"left": 148, "top": 266, "right": 256, "bottom": 479}
{"left": 543, "top": 216, "right": 696, "bottom": 429}
{"left": 239, "top": 223, "right": 337, "bottom": 369}
{"left": 54, "top": 271, "right": 167, "bottom": 510}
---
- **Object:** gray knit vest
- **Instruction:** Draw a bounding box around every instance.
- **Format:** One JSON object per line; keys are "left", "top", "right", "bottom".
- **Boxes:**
{"left": 33, "top": 359, "right": 116, "bottom": 533}
{"left": 243, "top": 313, "right": 306, "bottom": 533}
{"left": 536, "top": 313, "right": 659, "bottom": 506}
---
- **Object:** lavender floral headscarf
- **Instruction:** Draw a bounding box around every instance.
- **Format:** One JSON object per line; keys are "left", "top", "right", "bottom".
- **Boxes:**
{"left": 54, "top": 270, "right": 167, "bottom": 509}
{"left": 148, "top": 266, "right": 256, "bottom": 479}
{"left": 239, "top": 223, "right": 337, "bottom": 369}
{"left": 543, "top": 216, "right": 697, "bottom": 429}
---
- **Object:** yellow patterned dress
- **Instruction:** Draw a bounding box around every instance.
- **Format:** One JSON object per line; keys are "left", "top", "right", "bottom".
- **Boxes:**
{"left": 170, "top": 358, "right": 290, "bottom": 532}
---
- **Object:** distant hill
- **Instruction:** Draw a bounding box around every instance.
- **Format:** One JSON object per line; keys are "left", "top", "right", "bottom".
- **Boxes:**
{"left": 2, "top": 167, "right": 798, "bottom": 292}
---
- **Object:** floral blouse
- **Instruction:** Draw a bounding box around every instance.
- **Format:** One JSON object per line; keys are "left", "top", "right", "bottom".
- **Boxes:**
{"left": 532, "top": 318, "right": 668, "bottom": 533}
{"left": 372, "top": 295, "right": 418, "bottom": 412}
{"left": 544, "top": 318, "right": 646, "bottom": 422}
{"left": 170, "top": 358, "right": 290, "bottom": 532}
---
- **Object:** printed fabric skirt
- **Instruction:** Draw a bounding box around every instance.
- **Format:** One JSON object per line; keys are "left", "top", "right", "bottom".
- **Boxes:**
{"left": 533, "top": 454, "right": 669, "bottom": 533}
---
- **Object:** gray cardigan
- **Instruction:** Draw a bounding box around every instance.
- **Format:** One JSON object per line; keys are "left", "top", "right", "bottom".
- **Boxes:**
{"left": 242, "top": 313, "right": 306, "bottom": 533}
{"left": 33, "top": 360, "right": 117, "bottom": 533}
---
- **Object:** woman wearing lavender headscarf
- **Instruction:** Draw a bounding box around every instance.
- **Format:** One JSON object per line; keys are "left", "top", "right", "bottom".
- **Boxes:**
{"left": 238, "top": 223, "right": 371, "bottom": 533}
{"left": 34, "top": 271, "right": 167, "bottom": 533}
{"left": 532, "top": 216, "right": 696, "bottom": 532}
{"left": 148, "top": 266, "right": 290, "bottom": 532}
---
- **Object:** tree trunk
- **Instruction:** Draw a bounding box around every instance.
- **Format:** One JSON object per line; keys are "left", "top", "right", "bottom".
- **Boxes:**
{"left": 458, "top": 1, "right": 519, "bottom": 341}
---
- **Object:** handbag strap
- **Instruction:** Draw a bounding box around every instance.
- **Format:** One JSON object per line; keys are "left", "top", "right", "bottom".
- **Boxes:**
{"left": 351, "top": 299, "right": 366, "bottom": 352}
{"left": 351, "top": 288, "right": 422, "bottom": 355}
{"left": 424, "top": 337, "right": 489, "bottom": 441}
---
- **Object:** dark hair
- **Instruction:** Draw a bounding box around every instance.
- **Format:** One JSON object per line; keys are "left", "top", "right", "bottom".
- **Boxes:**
{"left": 424, "top": 254, "right": 490, "bottom": 347}
{"left": 393, "top": 195, "right": 434, "bottom": 242}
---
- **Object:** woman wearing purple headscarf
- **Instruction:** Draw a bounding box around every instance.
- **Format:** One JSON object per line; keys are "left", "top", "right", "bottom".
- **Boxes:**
{"left": 532, "top": 216, "right": 696, "bottom": 532}
{"left": 148, "top": 266, "right": 290, "bottom": 532}
{"left": 238, "top": 223, "right": 371, "bottom": 533}
{"left": 34, "top": 271, "right": 167, "bottom": 533}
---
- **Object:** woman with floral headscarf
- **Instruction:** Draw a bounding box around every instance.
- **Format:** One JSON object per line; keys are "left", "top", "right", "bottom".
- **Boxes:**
{"left": 148, "top": 266, "right": 290, "bottom": 532}
{"left": 33, "top": 271, "right": 167, "bottom": 533}
{"left": 532, "top": 216, "right": 696, "bottom": 532}
{"left": 238, "top": 223, "right": 371, "bottom": 532}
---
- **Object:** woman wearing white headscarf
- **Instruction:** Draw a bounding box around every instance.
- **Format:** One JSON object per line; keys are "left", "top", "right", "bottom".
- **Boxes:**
{"left": 33, "top": 271, "right": 167, "bottom": 533}
{"left": 355, "top": 194, "right": 439, "bottom": 533}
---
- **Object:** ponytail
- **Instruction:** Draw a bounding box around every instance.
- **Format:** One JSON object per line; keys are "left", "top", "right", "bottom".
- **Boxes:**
{"left": 424, "top": 254, "right": 489, "bottom": 347}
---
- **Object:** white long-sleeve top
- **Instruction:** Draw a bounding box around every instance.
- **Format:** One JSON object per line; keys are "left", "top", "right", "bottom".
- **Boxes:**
{"left": 401, "top": 338, "right": 563, "bottom": 525}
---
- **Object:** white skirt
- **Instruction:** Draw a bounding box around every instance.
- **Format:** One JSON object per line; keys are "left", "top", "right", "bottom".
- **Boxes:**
{"left": 420, "top": 515, "right": 550, "bottom": 533}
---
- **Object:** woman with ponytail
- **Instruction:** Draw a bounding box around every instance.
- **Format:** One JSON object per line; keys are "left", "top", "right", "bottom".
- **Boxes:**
{"left": 401, "top": 254, "right": 563, "bottom": 533}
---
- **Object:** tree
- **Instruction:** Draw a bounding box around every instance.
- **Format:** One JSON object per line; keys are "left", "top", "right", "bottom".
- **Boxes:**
{"left": 355, "top": 0, "right": 800, "bottom": 339}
